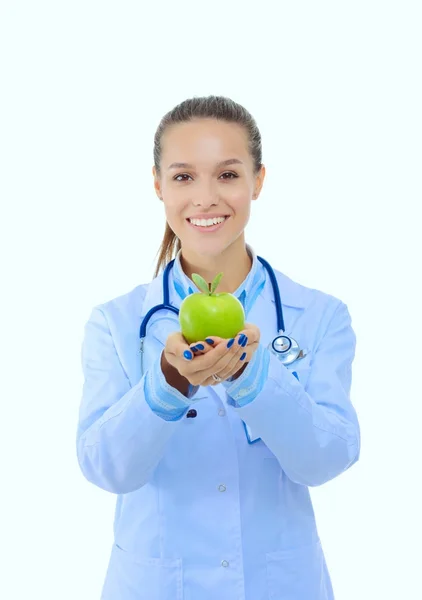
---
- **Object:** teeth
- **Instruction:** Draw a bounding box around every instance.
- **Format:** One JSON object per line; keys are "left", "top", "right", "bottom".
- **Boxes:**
{"left": 189, "top": 216, "right": 226, "bottom": 227}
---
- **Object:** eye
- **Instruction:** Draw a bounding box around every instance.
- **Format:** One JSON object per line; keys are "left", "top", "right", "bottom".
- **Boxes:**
{"left": 174, "top": 173, "right": 193, "bottom": 182}
{"left": 220, "top": 172, "right": 239, "bottom": 180}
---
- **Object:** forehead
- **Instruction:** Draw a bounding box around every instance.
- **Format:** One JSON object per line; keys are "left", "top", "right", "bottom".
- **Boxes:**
{"left": 161, "top": 119, "right": 250, "bottom": 167}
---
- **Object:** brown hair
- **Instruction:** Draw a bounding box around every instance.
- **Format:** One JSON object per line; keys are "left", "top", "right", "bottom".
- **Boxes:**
{"left": 153, "top": 95, "right": 263, "bottom": 277}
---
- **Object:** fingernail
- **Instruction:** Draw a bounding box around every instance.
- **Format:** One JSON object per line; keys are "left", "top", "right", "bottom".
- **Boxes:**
{"left": 183, "top": 350, "right": 193, "bottom": 360}
{"left": 241, "top": 335, "right": 248, "bottom": 347}
{"left": 195, "top": 343, "right": 205, "bottom": 350}
{"left": 205, "top": 338, "right": 214, "bottom": 345}
{"left": 240, "top": 352, "right": 247, "bottom": 361}
{"left": 238, "top": 334, "right": 245, "bottom": 345}
{"left": 227, "top": 338, "right": 235, "bottom": 349}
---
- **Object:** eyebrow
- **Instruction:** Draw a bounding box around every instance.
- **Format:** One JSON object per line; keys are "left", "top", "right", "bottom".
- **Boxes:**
{"left": 167, "top": 158, "right": 244, "bottom": 170}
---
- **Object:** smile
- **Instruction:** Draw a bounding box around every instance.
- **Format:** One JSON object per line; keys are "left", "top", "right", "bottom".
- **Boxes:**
{"left": 188, "top": 216, "right": 227, "bottom": 227}
{"left": 186, "top": 216, "right": 229, "bottom": 233}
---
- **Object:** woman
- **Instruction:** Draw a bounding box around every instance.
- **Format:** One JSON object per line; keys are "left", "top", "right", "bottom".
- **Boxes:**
{"left": 77, "top": 95, "right": 360, "bottom": 599}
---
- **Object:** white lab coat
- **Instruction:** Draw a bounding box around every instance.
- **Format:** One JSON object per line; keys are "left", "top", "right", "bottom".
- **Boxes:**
{"left": 77, "top": 264, "right": 360, "bottom": 599}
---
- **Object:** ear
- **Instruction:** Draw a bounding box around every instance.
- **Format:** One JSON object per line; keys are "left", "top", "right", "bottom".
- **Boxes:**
{"left": 152, "top": 166, "right": 163, "bottom": 200}
{"left": 252, "top": 164, "right": 266, "bottom": 200}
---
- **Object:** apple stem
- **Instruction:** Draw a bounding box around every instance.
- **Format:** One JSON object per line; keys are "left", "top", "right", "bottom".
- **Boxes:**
{"left": 208, "top": 283, "right": 212, "bottom": 294}
{"left": 210, "top": 272, "right": 223, "bottom": 294}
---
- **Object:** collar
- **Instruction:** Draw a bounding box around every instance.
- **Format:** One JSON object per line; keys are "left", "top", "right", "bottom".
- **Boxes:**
{"left": 260, "top": 266, "right": 309, "bottom": 309}
{"left": 171, "top": 244, "right": 266, "bottom": 317}
{"left": 140, "top": 247, "right": 309, "bottom": 320}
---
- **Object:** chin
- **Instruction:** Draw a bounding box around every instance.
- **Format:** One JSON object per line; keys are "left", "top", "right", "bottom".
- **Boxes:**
{"left": 183, "top": 238, "right": 237, "bottom": 259}
{"left": 185, "top": 244, "right": 223, "bottom": 258}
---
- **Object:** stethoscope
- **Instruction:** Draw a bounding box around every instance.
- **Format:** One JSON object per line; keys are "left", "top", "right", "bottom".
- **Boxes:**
{"left": 139, "top": 256, "right": 307, "bottom": 377}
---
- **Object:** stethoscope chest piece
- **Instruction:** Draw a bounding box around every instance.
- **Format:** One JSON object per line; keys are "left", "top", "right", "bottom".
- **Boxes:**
{"left": 269, "top": 334, "right": 303, "bottom": 365}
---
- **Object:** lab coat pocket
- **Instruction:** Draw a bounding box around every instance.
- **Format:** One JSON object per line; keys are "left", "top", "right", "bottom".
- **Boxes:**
{"left": 292, "top": 366, "right": 311, "bottom": 389}
{"left": 266, "top": 540, "right": 331, "bottom": 600}
{"left": 285, "top": 358, "right": 312, "bottom": 391}
{"left": 101, "top": 544, "right": 183, "bottom": 600}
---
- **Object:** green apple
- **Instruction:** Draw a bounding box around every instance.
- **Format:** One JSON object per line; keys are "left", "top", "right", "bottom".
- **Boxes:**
{"left": 179, "top": 272, "right": 245, "bottom": 344}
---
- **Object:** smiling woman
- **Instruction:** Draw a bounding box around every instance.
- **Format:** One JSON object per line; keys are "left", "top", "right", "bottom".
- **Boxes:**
{"left": 77, "top": 95, "right": 360, "bottom": 600}
{"left": 151, "top": 98, "right": 265, "bottom": 289}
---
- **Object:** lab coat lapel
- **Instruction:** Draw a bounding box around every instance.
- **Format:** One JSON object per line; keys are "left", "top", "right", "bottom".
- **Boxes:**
{"left": 139, "top": 271, "right": 183, "bottom": 353}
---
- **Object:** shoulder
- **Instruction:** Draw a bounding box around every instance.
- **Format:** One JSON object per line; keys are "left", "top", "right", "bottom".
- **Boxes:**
{"left": 273, "top": 267, "right": 345, "bottom": 311}
{"left": 269, "top": 268, "right": 355, "bottom": 355}
{"left": 87, "top": 282, "right": 151, "bottom": 330}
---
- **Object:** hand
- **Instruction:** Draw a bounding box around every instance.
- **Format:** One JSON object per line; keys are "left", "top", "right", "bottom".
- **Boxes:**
{"left": 163, "top": 331, "right": 242, "bottom": 387}
{"left": 165, "top": 323, "right": 260, "bottom": 387}
{"left": 197, "top": 323, "right": 261, "bottom": 386}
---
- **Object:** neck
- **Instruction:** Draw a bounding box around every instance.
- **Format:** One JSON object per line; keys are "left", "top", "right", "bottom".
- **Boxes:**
{"left": 180, "top": 238, "right": 252, "bottom": 294}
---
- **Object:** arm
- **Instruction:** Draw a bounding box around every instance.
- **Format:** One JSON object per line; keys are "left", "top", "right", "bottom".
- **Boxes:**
{"left": 76, "top": 308, "right": 200, "bottom": 494}
{"left": 224, "top": 301, "right": 360, "bottom": 487}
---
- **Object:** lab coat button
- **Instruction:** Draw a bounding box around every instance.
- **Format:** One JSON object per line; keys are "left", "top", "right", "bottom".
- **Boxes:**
{"left": 218, "top": 408, "right": 226, "bottom": 416}
{"left": 221, "top": 560, "right": 229, "bottom": 568}
{"left": 218, "top": 484, "right": 226, "bottom": 492}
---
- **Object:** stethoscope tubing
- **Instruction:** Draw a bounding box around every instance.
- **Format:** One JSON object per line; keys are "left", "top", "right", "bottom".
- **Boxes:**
{"left": 139, "top": 257, "right": 303, "bottom": 370}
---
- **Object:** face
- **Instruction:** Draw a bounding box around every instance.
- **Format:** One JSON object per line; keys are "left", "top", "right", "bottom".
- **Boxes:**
{"left": 153, "top": 118, "right": 265, "bottom": 258}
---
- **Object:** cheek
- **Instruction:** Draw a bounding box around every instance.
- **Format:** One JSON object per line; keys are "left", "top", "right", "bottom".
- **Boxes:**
{"left": 161, "top": 189, "right": 187, "bottom": 215}
{"left": 162, "top": 181, "right": 188, "bottom": 202}
{"left": 163, "top": 201, "right": 187, "bottom": 234}
{"left": 163, "top": 204, "right": 179, "bottom": 225}
{"left": 227, "top": 187, "right": 252, "bottom": 212}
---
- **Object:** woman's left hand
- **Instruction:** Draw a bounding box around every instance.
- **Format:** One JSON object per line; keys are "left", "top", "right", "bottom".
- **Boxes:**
{"left": 188, "top": 323, "right": 261, "bottom": 386}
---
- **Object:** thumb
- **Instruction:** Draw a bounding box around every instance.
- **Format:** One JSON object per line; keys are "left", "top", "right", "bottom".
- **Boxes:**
{"left": 166, "top": 331, "right": 195, "bottom": 360}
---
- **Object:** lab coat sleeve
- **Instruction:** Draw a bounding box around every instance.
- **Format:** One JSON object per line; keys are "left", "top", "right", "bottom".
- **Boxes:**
{"left": 226, "top": 301, "right": 360, "bottom": 487}
{"left": 77, "top": 307, "right": 188, "bottom": 494}
{"left": 144, "top": 357, "right": 201, "bottom": 420}
{"left": 221, "top": 342, "right": 270, "bottom": 404}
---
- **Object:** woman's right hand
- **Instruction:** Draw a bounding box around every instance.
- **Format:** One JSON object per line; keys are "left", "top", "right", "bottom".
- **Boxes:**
{"left": 163, "top": 331, "right": 246, "bottom": 387}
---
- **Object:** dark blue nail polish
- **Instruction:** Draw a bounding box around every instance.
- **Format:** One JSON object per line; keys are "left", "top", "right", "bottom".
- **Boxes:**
{"left": 241, "top": 335, "right": 248, "bottom": 347}
{"left": 205, "top": 338, "right": 214, "bottom": 345}
{"left": 183, "top": 350, "right": 193, "bottom": 360}
{"left": 240, "top": 352, "right": 247, "bottom": 361}
{"left": 195, "top": 343, "right": 205, "bottom": 350}
{"left": 227, "top": 338, "right": 235, "bottom": 349}
{"left": 238, "top": 334, "right": 245, "bottom": 345}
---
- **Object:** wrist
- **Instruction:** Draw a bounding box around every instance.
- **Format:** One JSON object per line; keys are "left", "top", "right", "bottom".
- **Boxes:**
{"left": 231, "top": 362, "right": 248, "bottom": 381}
{"left": 161, "top": 351, "right": 190, "bottom": 397}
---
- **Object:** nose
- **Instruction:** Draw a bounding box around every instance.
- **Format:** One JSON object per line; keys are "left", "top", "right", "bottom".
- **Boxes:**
{"left": 192, "top": 181, "right": 219, "bottom": 208}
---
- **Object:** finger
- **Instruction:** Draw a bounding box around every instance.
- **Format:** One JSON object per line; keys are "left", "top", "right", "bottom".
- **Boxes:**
{"left": 236, "top": 323, "right": 260, "bottom": 345}
{"left": 196, "top": 333, "right": 247, "bottom": 382}
{"left": 189, "top": 338, "right": 216, "bottom": 356}
{"left": 214, "top": 325, "right": 259, "bottom": 374}
{"left": 182, "top": 337, "right": 235, "bottom": 381}
{"left": 166, "top": 332, "right": 196, "bottom": 362}
{"left": 191, "top": 336, "right": 226, "bottom": 352}
{"left": 203, "top": 336, "right": 225, "bottom": 346}
{"left": 200, "top": 344, "right": 252, "bottom": 386}
{"left": 190, "top": 332, "right": 242, "bottom": 362}
{"left": 217, "top": 330, "right": 260, "bottom": 374}
{"left": 182, "top": 331, "right": 252, "bottom": 382}
{"left": 213, "top": 341, "right": 259, "bottom": 382}
{"left": 194, "top": 338, "right": 261, "bottom": 387}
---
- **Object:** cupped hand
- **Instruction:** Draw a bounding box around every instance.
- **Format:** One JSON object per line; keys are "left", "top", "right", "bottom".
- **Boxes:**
{"left": 163, "top": 323, "right": 261, "bottom": 387}
{"left": 194, "top": 323, "right": 261, "bottom": 385}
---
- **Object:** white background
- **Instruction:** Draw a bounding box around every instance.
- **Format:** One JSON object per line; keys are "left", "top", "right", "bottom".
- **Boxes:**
{"left": 1, "top": 1, "right": 421, "bottom": 598}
